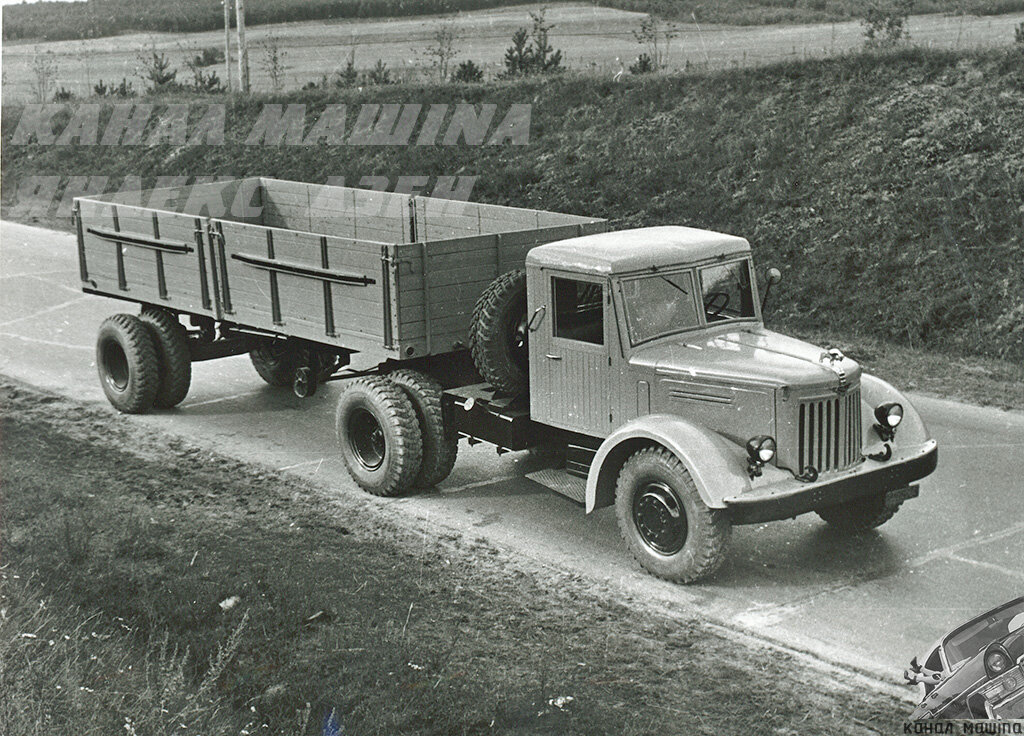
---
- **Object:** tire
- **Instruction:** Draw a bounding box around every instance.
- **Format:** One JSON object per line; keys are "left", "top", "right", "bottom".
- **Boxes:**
{"left": 139, "top": 307, "right": 191, "bottom": 408}
{"left": 96, "top": 313, "right": 160, "bottom": 414}
{"left": 335, "top": 376, "right": 423, "bottom": 497}
{"left": 388, "top": 369, "right": 458, "bottom": 488}
{"left": 469, "top": 269, "right": 529, "bottom": 396}
{"left": 816, "top": 492, "right": 902, "bottom": 532}
{"left": 250, "top": 342, "right": 339, "bottom": 388}
{"left": 614, "top": 446, "right": 731, "bottom": 583}
{"left": 250, "top": 342, "right": 299, "bottom": 387}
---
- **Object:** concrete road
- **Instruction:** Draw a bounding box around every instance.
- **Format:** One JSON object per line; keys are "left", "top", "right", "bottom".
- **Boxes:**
{"left": 2, "top": 220, "right": 1022, "bottom": 695}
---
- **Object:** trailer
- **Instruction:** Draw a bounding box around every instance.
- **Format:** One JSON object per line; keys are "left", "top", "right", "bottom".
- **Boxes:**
{"left": 76, "top": 178, "right": 937, "bottom": 583}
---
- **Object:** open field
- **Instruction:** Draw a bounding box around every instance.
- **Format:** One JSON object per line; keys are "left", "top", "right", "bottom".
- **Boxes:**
{"left": 0, "top": 377, "right": 911, "bottom": 734}
{"left": 3, "top": 0, "right": 1023, "bottom": 41}
{"left": 3, "top": 3, "right": 1024, "bottom": 100}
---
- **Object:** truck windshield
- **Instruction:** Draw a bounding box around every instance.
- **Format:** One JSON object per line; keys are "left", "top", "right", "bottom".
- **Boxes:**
{"left": 699, "top": 260, "right": 756, "bottom": 323}
{"left": 943, "top": 599, "right": 1024, "bottom": 669}
{"left": 621, "top": 270, "right": 700, "bottom": 344}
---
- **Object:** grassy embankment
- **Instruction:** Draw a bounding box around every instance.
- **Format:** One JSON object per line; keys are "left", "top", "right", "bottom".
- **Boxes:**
{"left": 0, "top": 378, "right": 909, "bottom": 734}
{"left": 2, "top": 47, "right": 1022, "bottom": 407}
{"left": 3, "top": 0, "right": 1023, "bottom": 42}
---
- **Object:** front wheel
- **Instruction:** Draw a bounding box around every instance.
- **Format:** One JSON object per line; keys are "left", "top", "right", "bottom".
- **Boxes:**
{"left": 815, "top": 491, "right": 902, "bottom": 532}
{"left": 336, "top": 376, "right": 423, "bottom": 497}
{"left": 614, "top": 447, "right": 731, "bottom": 584}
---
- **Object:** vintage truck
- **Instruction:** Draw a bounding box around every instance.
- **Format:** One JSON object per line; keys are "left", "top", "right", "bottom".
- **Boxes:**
{"left": 75, "top": 178, "right": 938, "bottom": 583}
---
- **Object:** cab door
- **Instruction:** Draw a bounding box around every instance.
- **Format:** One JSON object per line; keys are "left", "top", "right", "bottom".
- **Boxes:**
{"left": 527, "top": 268, "right": 612, "bottom": 437}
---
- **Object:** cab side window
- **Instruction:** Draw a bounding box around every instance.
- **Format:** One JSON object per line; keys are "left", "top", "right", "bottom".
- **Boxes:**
{"left": 553, "top": 277, "right": 604, "bottom": 345}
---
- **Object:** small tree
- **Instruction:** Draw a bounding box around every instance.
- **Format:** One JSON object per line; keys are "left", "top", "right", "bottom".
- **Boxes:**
{"left": 422, "top": 19, "right": 460, "bottom": 82}
{"left": 862, "top": 0, "right": 915, "bottom": 47}
{"left": 30, "top": 51, "right": 58, "bottom": 103}
{"left": 501, "top": 7, "right": 564, "bottom": 78}
{"left": 192, "top": 46, "right": 224, "bottom": 68}
{"left": 52, "top": 86, "right": 75, "bottom": 102}
{"left": 1015, "top": 21, "right": 1024, "bottom": 44}
{"left": 452, "top": 59, "right": 484, "bottom": 83}
{"left": 365, "top": 59, "right": 392, "bottom": 85}
{"left": 258, "top": 32, "right": 287, "bottom": 91}
{"left": 333, "top": 48, "right": 359, "bottom": 88}
{"left": 139, "top": 49, "right": 179, "bottom": 92}
{"left": 633, "top": 14, "right": 678, "bottom": 70}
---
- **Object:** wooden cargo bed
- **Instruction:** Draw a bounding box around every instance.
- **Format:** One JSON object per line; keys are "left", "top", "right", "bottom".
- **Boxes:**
{"left": 75, "top": 178, "right": 606, "bottom": 361}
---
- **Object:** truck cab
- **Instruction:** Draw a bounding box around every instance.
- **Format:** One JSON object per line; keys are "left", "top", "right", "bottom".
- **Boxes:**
{"left": 513, "top": 226, "right": 937, "bottom": 581}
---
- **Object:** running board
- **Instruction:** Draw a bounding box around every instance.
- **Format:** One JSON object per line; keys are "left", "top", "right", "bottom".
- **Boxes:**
{"left": 526, "top": 468, "right": 586, "bottom": 505}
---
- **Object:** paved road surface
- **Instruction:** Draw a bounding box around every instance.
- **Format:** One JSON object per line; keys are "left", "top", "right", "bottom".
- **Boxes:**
{"left": 2, "top": 220, "right": 1022, "bottom": 697}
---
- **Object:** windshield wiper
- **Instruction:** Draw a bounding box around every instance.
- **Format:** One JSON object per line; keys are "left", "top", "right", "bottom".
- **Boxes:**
{"left": 660, "top": 276, "right": 689, "bottom": 295}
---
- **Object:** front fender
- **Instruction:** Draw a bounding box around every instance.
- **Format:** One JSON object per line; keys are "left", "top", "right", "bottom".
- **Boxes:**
{"left": 585, "top": 413, "right": 750, "bottom": 513}
{"left": 860, "top": 373, "right": 931, "bottom": 448}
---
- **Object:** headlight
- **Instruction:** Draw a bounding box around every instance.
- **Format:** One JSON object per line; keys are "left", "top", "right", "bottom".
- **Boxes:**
{"left": 746, "top": 436, "right": 776, "bottom": 464}
{"left": 985, "top": 646, "right": 1013, "bottom": 678}
{"left": 874, "top": 402, "right": 903, "bottom": 428}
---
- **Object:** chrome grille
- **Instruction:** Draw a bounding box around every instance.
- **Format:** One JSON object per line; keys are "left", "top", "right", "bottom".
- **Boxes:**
{"left": 797, "top": 389, "right": 862, "bottom": 474}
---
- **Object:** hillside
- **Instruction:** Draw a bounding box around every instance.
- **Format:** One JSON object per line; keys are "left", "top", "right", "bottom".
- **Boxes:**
{"left": 3, "top": 0, "right": 1023, "bottom": 42}
{"left": 2, "top": 48, "right": 1022, "bottom": 364}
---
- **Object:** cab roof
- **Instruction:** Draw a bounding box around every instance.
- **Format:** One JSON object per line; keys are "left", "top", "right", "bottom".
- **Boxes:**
{"left": 526, "top": 226, "right": 750, "bottom": 276}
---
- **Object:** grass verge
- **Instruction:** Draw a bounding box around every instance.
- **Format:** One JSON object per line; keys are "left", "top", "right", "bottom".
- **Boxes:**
{"left": 0, "top": 377, "right": 907, "bottom": 734}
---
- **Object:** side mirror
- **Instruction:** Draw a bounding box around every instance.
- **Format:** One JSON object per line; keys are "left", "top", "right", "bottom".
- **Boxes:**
{"left": 761, "top": 267, "right": 782, "bottom": 312}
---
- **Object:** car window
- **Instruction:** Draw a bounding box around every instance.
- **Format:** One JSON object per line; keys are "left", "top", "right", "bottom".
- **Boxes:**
{"left": 944, "top": 599, "right": 1024, "bottom": 668}
{"left": 925, "top": 647, "right": 944, "bottom": 673}
{"left": 621, "top": 271, "right": 700, "bottom": 345}
{"left": 699, "top": 260, "right": 756, "bottom": 323}
{"left": 553, "top": 277, "right": 604, "bottom": 345}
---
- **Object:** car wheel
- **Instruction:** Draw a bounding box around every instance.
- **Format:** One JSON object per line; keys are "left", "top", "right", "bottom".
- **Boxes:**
{"left": 614, "top": 446, "right": 730, "bottom": 583}
{"left": 388, "top": 368, "right": 458, "bottom": 488}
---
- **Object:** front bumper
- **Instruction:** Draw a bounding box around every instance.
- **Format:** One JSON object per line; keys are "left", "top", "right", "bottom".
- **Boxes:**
{"left": 725, "top": 439, "right": 937, "bottom": 524}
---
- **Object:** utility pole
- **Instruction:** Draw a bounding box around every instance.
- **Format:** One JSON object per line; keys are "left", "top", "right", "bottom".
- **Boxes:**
{"left": 223, "top": 0, "right": 233, "bottom": 92}
{"left": 235, "top": 0, "right": 250, "bottom": 93}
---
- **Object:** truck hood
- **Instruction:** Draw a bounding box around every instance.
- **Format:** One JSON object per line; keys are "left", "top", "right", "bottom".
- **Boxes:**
{"left": 629, "top": 326, "right": 861, "bottom": 392}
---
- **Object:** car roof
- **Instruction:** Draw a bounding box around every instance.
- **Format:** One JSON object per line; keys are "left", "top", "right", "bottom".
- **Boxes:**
{"left": 526, "top": 225, "right": 751, "bottom": 276}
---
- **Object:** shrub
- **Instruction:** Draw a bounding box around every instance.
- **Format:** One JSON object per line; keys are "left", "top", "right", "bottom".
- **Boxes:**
{"left": 139, "top": 50, "right": 179, "bottom": 92}
{"left": 52, "top": 86, "right": 75, "bottom": 101}
{"left": 501, "top": 7, "right": 563, "bottom": 78}
{"left": 365, "top": 59, "right": 392, "bottom": 85}
{"left": 1015, "top": 21, "right": 1024, "bottom": 44}
{"left": 452, "top": 59, "right": 484, "bottom": 83}
{"left": 192, "top": 46, "right": 224, "bottom": 68}
{"left": 629, "top": 53, "right": 655, "bottom": 74}
{"left": 862, "top": 0, "right": 915, "bottom": 47}
{"left": 332, "top": 48, "right": 359, "bottom": 87}
{"left": 93, "top": 78, "right": 136, "bottom": 98}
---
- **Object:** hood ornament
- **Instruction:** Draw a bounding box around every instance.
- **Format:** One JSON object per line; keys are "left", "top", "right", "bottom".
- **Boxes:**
{"left": 819, "top": 348, "right": 850, "bottom": 394}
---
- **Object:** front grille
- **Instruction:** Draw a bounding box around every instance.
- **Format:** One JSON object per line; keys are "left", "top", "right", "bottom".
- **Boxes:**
{"left": 797, "top": 389, "right": 862, "bottom": 474}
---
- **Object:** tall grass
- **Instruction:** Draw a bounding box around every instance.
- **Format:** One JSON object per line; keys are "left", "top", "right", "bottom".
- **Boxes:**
{"left": 0, "top": 573, "right": 256, "bottom": 736}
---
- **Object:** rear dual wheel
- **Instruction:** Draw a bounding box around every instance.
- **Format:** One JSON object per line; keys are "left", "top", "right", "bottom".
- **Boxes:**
{"left": 336, "top": 371, "right": 458, "bottom": 497}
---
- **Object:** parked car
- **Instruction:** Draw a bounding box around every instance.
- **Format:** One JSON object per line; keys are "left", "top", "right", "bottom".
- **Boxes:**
{"left": 906, "top": 596, "right": 1024, "bottom": 719}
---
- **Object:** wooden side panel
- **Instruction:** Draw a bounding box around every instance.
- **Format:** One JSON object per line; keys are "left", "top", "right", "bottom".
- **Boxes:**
{"left": 413, "top": 196, "right": 602, "bottom": 241}
{"left": 96, "top": 178, "right": 264, "bottom": 225}
{"left": 76, "top": 198, "right": 218, "bottom": 317}
{"left": 215, "top": 219, "right": 391, "bottom": 355}
{"left": 260, "top": 178, "right": 412, "bottom": 242}
{"left": 392, "top": 223, "right": 609, "bottom": 357}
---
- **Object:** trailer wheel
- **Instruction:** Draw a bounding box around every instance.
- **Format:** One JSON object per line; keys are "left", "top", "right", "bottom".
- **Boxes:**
{"left": 336, "top": 376, "right": 423, "bottom": 497}
{"left": 469, "top": 269, "right": 529, "bottom": 396}
{"left": 96, "top": 313, "right": 160, "bottom": 414}
{"left": 139, "top": 307, "right": 191, "bottom": 408}
{"left": 815, "top": 492, "right": 901, "bottom": 532}
{"left": 388, "top": 369, "right": 459, "bottom": 488}
{"left": 250, "top": 342, "right": 299, "bottom": 387}
{"left": 614, "top": 447, "right": 730, "bottom": 584}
